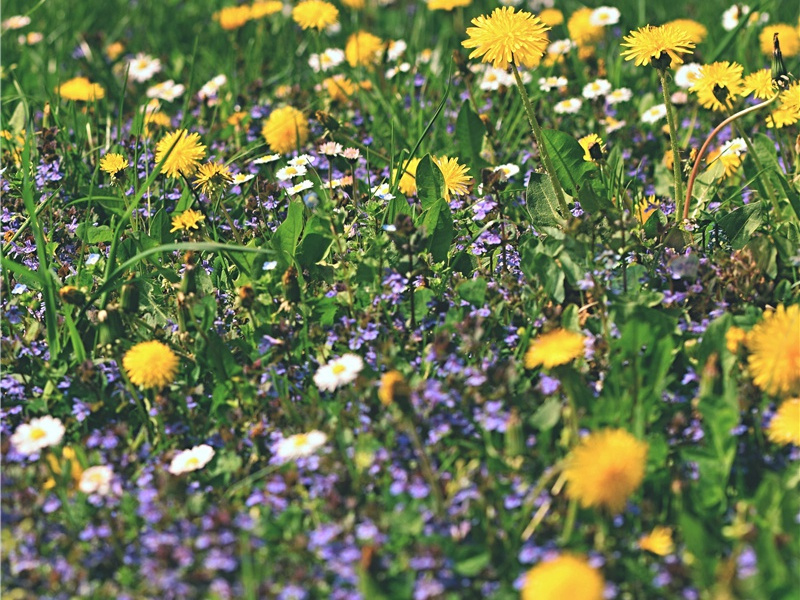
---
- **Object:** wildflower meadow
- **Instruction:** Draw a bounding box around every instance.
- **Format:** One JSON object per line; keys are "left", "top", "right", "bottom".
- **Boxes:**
{"left": 2, "top": 0, "right": 800, "bottom": 598}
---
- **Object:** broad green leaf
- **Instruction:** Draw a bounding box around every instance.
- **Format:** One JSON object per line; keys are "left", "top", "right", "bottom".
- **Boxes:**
{"left": 421, "top": 198, "right": 453, "bottom": 263}
{"left": 717, "top": 203, "right": 763, "bottom": 249}
{"left": 526, "top": 172, "right": 563, "bottom": 228}
{"left": 455, "top": 102, "right": 487, "bottom": 175}
{"left": 415, "top": 154, "right": 445, "bottom": 211}
{"left": 530, "top": 397, "right": 562, "bottom": 431}
{"left": 541, "top": 129, "right": 598, "bottom": 197}
{"left": 456, "top": 277, "right": 487, "bottom": 306}
{"left": 272, "top": 199, "right": 304, "bottom": 266}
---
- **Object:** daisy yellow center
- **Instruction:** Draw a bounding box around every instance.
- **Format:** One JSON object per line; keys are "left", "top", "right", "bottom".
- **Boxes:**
{"left": 185, "top": 457, "right": 200, "bottom": 468}
{"left": 332, "top": 364, "right": 347, "bottom": 375}
{"left": 30, "top": 427, "right": 46, "bottom": 440}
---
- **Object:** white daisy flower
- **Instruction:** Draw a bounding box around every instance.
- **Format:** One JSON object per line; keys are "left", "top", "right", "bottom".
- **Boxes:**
{"left": 722, "top": 4, "right": 750, "bottom": 31}
{"left": 11, "top": 416, "right": 66, "bottom": 456}
{"left": 2, "top": 15, "right": 31, "bottom": 30}
{"left": 539, "top": 76, "right": 568, "bottom": 92}
{"left": 582, "top": 79, "right": 612, "bottom": 99}
{"left": 198, "top": 74, "right": 227, "bottom": 101}
{"left": 371, "top": 182, "right": 394, "bottom": 200}
{"left": 589, "top": 6, "right": 620, "bottom": 27}
{"left": 480, "top": 67, "right": 513, "bottom": 91}
{"left": 253, "top": 153, "right": 282, "bottom": 164}
{"left": 146, "top": 79, "right": 185, "bottom": 102}
{"left": 287, "top": 180, "right": 314, "bottom": 195}
{"left": 602, "top": 117, "right": 626, "bottom": 133}
{"left": 275, "top": 430, "right": 328, "bottom": 461}
{"left": 276, "top": 165, "right": 308, "bottom": 181}
{"left": 319, "top": 141, "right": 343, "bottom": 156}
{"left": 231, "top": 173, "right": 255, "bottom": 185}
{"left": 547, "top": 39, "right": 574, "bottom": 56}
{"left": 641, "top": 104, "right": 668, "bottom": 124}
{"left": 554, "top": 98, "right": 583, "bottom": 114}
{"left": 494, "top": 163, "right": 520, "bottom": 180}
{"left": 674, "top": 63, "right": 702, "bottom": 90}
{"left": 387, "top": 39, "right": 407, "bottom": 62}
{"left": 606, "top": 88, "right": 633, "bottom": 105}
{"left": 289, "top": 154, "right": 316, "bottom": 167}
{"left": 79, "top": 465, "right": 114, "bottom": 496}
{"left": 720, "top": 137, "right": 747, "bottom": 157}
{"left": 308, "top": 48, "right": 345, "bottom": 73}
{"left": 168, "top": 444, "right": 215, "bottom": 475}
{"left": 127, "top": 53, "right": 162, "bottom": 83}
{"left": 313, "top": 353, "right": 364, "bottom": 392}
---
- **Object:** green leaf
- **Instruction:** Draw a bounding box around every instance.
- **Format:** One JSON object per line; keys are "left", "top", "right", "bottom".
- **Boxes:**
{"left": 454, "top": 551, "right": 490, "bottom": 577}
{"left": 456, "top": 277, "right": 487, "bottom": 306}
{"left": 455, "top": 102, "right": 487, "bottom": 175}
{"left": 717, "top": 203, "right": 763, "bottom": 249}
{"left": 526, "top": 172, "right": 563, "bottom": 228}
{"left": 384, "top": 195, "right": 412, "bottom": 225}
{"left": 272, "top": 200, "right": 304, "bottom": 267}
{"left": 541, "top": 129, "right": 598, "bottom": 197}
{"left": 416, "top": 154, "right": 445, "bottom": 211}
{"left": 9, "top": 102, "right": 26, "bottom": 135}
{"left": 76, "top": 223, "right": 115, "bottom": 244}
{"left": 297, "top": 232, "right": 332, "bottom": 267}
{"left": 421, "top": 198, "right": 453, "bottom": 263}
{"left": 530, "top": 397, "right": 562, "bottom": 431}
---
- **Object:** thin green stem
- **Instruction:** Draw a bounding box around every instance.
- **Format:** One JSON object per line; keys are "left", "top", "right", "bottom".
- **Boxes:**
{"left": 731, "top": 119, "right": 780, "bottom": 213}
{"left": 658, "top": 70, "right": 684, "bottom": 223}
{"left": 510, "top": 62, "right": 568, "bottom": 215}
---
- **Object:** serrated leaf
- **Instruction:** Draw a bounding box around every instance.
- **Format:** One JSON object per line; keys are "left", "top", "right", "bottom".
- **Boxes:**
{"left": 717, "top": 203, "right": 762, "bottom": 249}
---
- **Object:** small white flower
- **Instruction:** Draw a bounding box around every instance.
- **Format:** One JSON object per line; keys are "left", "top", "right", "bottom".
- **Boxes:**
{"left": 253, "top": 153, "right": 281, "bottom": 164}
{"left": 494, "top": 163, "right": 520, "bottom": 180}
{"left": 554, "top": 98, "right": 583, "bottom": 114}
{"left": 198, "top": 74, "right": 227, "bottom": 101}
{"left": 11, "top": 416, "right": 65, "bottom": 456}
{"left": 641, "top": 104, "right": 668, "bottom": 124}
{"left": 289, "top": 154, "right": 316, "bottom": 167}
{"left": 231, "top": 173, "right": 255, "bottom": 185}
{"left": 606, "top": 88, "right": 632, "bottom": 105}
{"left": 287, "top": 180, "right": 314, "bottom": 195}
{"left": 308, "top": 48, "right": 345, "bottom": 73}
{"left": 168, "top": 444, "right": 215, "bottom": 475}
{"left": 371, "top": 182, "right": 394, "bottom": 200}
{"left": 602, "top": 117, "right": 626, "bottom": 134}
{"left": 127, "top": 53, "right": 162, "bottom": 83}
{"left": 313, "top": 353, "right": 364, "bottom": 392}
{"left": 547, "top": 39, "right": 574, "bottom": 56}
{"left": 341, "top": 148, "right": 360, "bottom": 161}
{"left": 319, "top": 141, "right": 343, "bottom": 156}
{"left": 589, "top": 6, "right": 620, "bottom": 27}
{"left": 722, "top": 4, "right": 750, "bottom": 31}
{"left": 146, "top": 80, "right": 185, "bottom": 102}
{"left": 79, "top": 465, "right": 114, "bottom": 496}
{"left": 276, "top": 165, "right": 308, "bottom": 181}
{"left": 674, "top": 63, "right": 702, "bottom": 90}
{"left": 262, "top": 260, "right": 278, "bottom": 271}
{"left": 387, "top": 39, "right": 407, "bottom": 62}
{"left": 720, "top": 137, "right": 747, "bottom": 157}
{"left": 582, "top": 79, "right": 612, "bottom": 99}
{"left": 2, "top": 15, "right": 31, "bottom": 30}
{"left": 539, "top": 76, "right": 568, "bottom": 92}
{"left": 275, "top": 430, "right": 328, "bottom": 461}
{"left": 480, "top": 67, "right": 513, "bottom": 91}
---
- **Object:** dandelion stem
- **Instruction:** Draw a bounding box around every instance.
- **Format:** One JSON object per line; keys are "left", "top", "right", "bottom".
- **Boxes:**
{"left": 683, "top": 93, "right": 780, "bottom": 222}
{"left": 658, "top": 70, "right": 684, "bottom": 223}
{"left": 510, "top": 62, "right": 568, "bottom": 215}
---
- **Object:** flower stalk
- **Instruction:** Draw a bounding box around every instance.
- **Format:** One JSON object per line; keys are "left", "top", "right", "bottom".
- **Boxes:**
{"left": 658, "top": 70, "right": 685, "bottom": 222}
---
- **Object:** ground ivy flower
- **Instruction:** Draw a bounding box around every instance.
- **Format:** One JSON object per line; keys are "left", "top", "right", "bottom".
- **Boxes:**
{"left": 168, "top": 444, "right": 215, "bottom": 475}
{"left": 461, "top": 7, "right": 550, "bottom": 70}
{"left": 314, "top": 353, "right": 364, "bottom": 392}
{"left": 690, "top": 61, "right": 744, "bottom": 111}
{"left": 11, "top": 416, "right": 65, "bottom": 456}
{"left": 261, "top": 106, "right": 309, "bottom": 154}
{"left": 525, "top": 328, "right": 586, "bottom": 369}
{"left": 521, "top": 554, "right": 604, "bottom": 600}
{"left": 123, "top": 340, "right": 179, "bottom": 389}
{"left": 292, "top": 0, "right": 339, "bottom": 31}
{"left": 767, "top": 398, "right": 800, "bottom": 446}
{"left": 155, "top": 129, "right": 206, "bottom": 178}
{"left": 620, "top": 24, "right": 696, "bottom": 69}
{"left": 747, "top": 304, "right": 800, "bottom": 396}
{"left": 194, "top": 162, "right": 233, "bottom": 196}
{"left": 275, "top": 430, "right": 328, "bottom": 461}
{"left": 56, "top": 77, "right": 105, "bottom": 101}
{"left": 639, "top": 526, "right": 675, "bottom": 556}
{"left": 99, "top": 153, "right": 129, "bottom": 176}
{"left": 79, "top": 465, "right": 114, "bottom": 496}
{"left": 563, "top": 428, "right": 649, "bottom": 513}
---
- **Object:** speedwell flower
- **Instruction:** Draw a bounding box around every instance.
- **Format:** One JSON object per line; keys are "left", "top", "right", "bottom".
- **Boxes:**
{"left": 620, "top": 24, "right": 696, "bottom": 69}
{"left": 461, "top": 7, "right": 550, "bottom": 70}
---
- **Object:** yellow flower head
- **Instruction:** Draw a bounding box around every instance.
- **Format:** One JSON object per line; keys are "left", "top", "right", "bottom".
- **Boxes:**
{"left": 706, "top": 144, "right": 743, "bottom": 179}
{"left": 57, "top": 77, "right": 106, "bottom": 101}
{"left": 636, "top": 195, "right": 661, "bottom": 224}
{"left": 250, "top": 0, "right": 283, "bottom": 19}
{"left": 741, "top": 69, "right": 777, "bottom": 100}
{"left": 394, "top": 157, "right": 421, "bottom": 196}
{"left": 664, "top": 19, "right": 707, "bottom": 44}
{"left": 767, "top": 104, "right": 800, "bottom": 129}
{"left": 105, "top": 42, "right": 125, "bottom": 61}
{"left": 538, "top": 8, "right": 563, "bottom": 27}
{"left": 564, "top": 429, "right": 648, "bottom": 513}
{"left": 521, "top": 554, "right": 604, "bottom": 600}
{"left": 461, "top": 7, "right": 550, "bottom": 70}
{"left": 215, "top": 5, "right": 252, "bottom": 30}
{"left": 767, "top": 398, "right": 800, "bottom": 446}
{"left": 578, "top": 134, "right": 605, "bottom": 162}
{"left": 100, "top": 153, "right": 129, "bottom": 176}
{"left": 726, "top": 326, "right": 747, "bottom": 354}
{"left": 778, "top": 81, "right": 800, "bottom": 117}
{"left": 433, "top": 156, "right": 471, "bottom": 200}
{"left": 639, "top": 526, "right": 675, "bottom": 556}
{"left": 524, "top": 328, "right": 586, "bottom": 369}
{"left": 345, "top": 31, "right": 384, "bottom": 67}
{"left": 747, "top": 304, "right": 800, "bottom": 396}
{"left": 261, "top": 106, "right": 309, "bottom": 154}
{"left": 690, "top": 61, "right": 744, "bottom": 111}
{"left": 620, "top": 24, "right": 696, "bottom": 69}
{"left": 170, "top": 208, "right": 206, "bottom": 233}
{"left": 428, "top": 0, "right": 471, "bottom": 11}
{"left": 378, "top": 370, "right": 409, "bottom": 407}
{"left": 323, "top": 74, "right": 358, "bottom": 103}
{"left": 292, "top": 0, "right": 339, "bottom": 30}
{"left": 567, "top": 7, "right": 604, "bottom": 48}
{"left": 194, "top": 162, "right": 233, "bottom": 196}
{"left": 155, "top": 129, "right": 207, "bottom": 178}
{"left": 123, "top": 340, "right": 179, "bottom": 389}
{"left": 341, "top": 0, "right": 365, "bottom": 9}
{"left": 760, "top": 24, "right": 800, "bottom": 57}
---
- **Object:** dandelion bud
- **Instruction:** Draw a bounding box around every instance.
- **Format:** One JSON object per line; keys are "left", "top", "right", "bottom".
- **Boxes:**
{"left": 59, "top": 285, "right": 85, "bottom": 306}
{"left": 120, "top": 275, "right": 140, "bottom": 314}
{"left": 238, "top": 284, "right": 255, "bottom": 309}
{"left": 281, "top": 266, "right": 301, "bottom": 303}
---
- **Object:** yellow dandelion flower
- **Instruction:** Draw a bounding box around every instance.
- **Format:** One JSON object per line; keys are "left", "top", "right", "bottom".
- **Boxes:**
{"left": 563, "top": 428, "right": 649, "bottom": 513}
{"left": 215, "top": 5, "right": 252, "bottom": 30}
{"left": 155, "top": 129, "right": 207, "bottom": 178}
{"left": 433, "top": 156, "right": 471, "bottom": 200}
{"left": 193, "top": 162, "right": 233, "bottom": 196}
{"left": 345, "top": 31, "right": 384, "bottom": 67}
{"left": 639, "top": 526, "right": 675, "bottom": 556}
{"left": 105, "top": 42, "right": 125, "bottom": 61}
{"left": 99, "top": 153, "right": 129, "bottom": 176}
{"left": 341, "top": 0, "right": 365, "bottom": 9}
{"left": 524, "top": 328, "right": 586, "bottom": 369}
{"left": 767, "top": 398, "right": 800, "bottom": 446}
{"left": 250, "top": 0, "right": 283, "bottom": 19}
{"left": 741, "top": 69, "right": 776, "bottom": 100}
{"left": 123, "top": 340, "right": 179, "bottom": 389}
{"left": 706, "top": 145, "right": 743, "bottom": 179}
{"left": 261, "top": 106, "right": 309, "bottom": 154}
{"left": 378, "top": 370, "right": 409, "bottom": 407}
{"left": 690, "top": 61, "right": 744, "bottom": 111}
{"left": 323, "top": 74, "right": 358, "bottom": 103}
{"left": 170, "top": 208, "right": 206, "bottom": 233}
{"left": 56, "top": 77, "right": 106, "bottom": 102}
{"left": 521, "top": 554, "right": 604, "bottom": 600}
{"left": 461, "top": 7, "right": 550, "bottom": 70}
{"left": 779, "top": 81, "right": 800, "bottom": 115}
{"left": 428, "top": 0, "right": 471, "bottom": 11}
{"left": 578, "top": 134, "right": 605, "bottom": 162}
{"left": 636, "top": 195, "right": 661, "bottom": 224}
{"left": 760, "top": 24, "right": 800, "bottom": 57}
{"left": 567, "top": 7, "right": 604, "bottom": 48}
{"left": 664, "top": 19, "right": 707, "bottom": 44}
{"left": 620, "top": 24, "right": 696, "bottom": 69}
{"left": 538, "top": 8, "right": 563, "bottom": 27}
{"left": 747, "top": 304, "right": 800, "bottom": 396}
{"left": 726, "top": 326, "right": 747, "bottom": 354}
{"left": 394, "top": 157, "right": 421, "bottom": 196}
{"left": 767, "top": 104, "right": 800, "bottom": 129}
{"left": 292, "top": 0, "right": 339, "bottom": 30}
